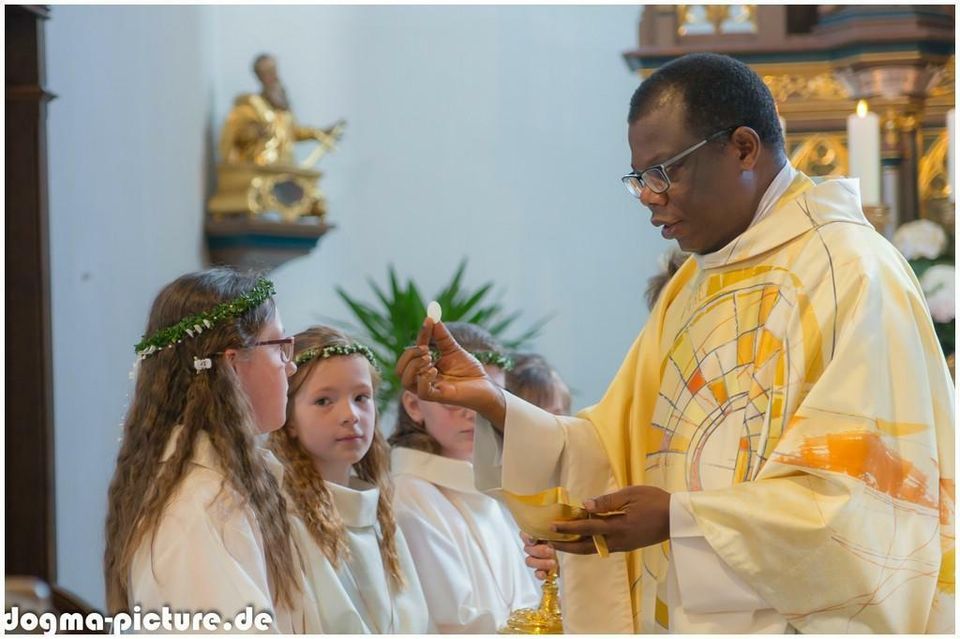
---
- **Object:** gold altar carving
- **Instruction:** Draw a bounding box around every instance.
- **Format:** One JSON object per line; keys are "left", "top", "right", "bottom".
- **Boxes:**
{"left": 208, "top": 54, "right": 346, "bottom": 223}
{"left": 919, "top": 131, "right": 951, "bottom": 203}
{"left": 763, "top": 72, "right": 849, "bottom": 104}
{"left": 928, "top": 56, "right": 955, "bottom": 98}
{"left": 788, "top": 133, "right": 848, "bottom": 178}
{"left": 676, "top": 5, "right": 756, "bottom": 36}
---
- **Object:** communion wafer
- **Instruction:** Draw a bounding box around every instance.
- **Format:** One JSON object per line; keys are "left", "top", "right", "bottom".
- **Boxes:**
{"left": 427, "top": 300, "right": 442, "bottom": 323}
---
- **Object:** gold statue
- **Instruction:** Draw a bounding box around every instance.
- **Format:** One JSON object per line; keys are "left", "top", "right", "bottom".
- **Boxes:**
{"left": 208, "top": 53, "right": 346, "bottom": 222}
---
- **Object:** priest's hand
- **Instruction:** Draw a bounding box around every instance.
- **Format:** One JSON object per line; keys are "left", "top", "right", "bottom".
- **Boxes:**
{"left": 395, "top": 319, "right": 507, "bottom": 429}
{"left": 521, "top": 532, "right": 558, "bottom": 580}
{"left": 548, "top": 486, "right": 671, "bottom": 555}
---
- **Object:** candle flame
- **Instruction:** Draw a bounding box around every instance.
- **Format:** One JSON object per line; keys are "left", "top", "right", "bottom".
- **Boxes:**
{"left": 856, "top": 100, "right": 868, "bottom": 118}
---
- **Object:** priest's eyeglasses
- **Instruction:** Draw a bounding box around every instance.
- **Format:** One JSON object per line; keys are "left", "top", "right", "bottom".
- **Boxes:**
{"left": 621, "top": 127, "right": 737, "bottom": 198}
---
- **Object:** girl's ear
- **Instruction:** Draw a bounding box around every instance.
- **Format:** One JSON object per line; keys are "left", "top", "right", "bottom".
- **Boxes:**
{"left": 401, "top": 390, "right": 424, "bottom": 423}
{"left": 222, "top": 348, "right": 240, "bottom": 372}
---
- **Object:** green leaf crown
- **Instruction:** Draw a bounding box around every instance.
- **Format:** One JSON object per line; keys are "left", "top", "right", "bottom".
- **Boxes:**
{"left": 134, "top": 278, "right": 276, "bottom": 359}
{"left": 295, "top": 343, "right": 380, "bottom": 371}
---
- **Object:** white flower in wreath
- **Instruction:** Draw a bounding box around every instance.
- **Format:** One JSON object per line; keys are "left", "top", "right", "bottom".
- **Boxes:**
{"left": 893, "top": 219, "right": 948, "bottom": 260}
{"left": 920, "top": 264, "right": 955, "bottom": 323}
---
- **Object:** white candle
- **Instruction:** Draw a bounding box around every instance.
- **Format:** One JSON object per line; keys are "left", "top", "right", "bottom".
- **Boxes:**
{"left": 947, "top": 109, "right": 955, "bottom": 202}
{"left": 847, "top": 100, "right": 882, "bottom": 205}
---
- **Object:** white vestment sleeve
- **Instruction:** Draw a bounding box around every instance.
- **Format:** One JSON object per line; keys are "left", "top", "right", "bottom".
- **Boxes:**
{"left": 474, "top": 391, "right": 565, "bottom": 493}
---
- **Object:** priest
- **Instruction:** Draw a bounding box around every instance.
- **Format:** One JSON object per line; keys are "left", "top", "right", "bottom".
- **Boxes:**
{"left": 397, "top": 53, "right": 954, "bottom": 634}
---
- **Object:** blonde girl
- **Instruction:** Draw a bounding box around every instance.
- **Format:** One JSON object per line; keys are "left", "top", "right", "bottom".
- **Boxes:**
{"left": 269, "top": 326, "right": 430, "bottom": 633}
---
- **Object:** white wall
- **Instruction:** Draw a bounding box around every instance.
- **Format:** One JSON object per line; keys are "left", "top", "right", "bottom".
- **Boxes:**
{"left": 45, "top": 4, "right": 668, "bottom": 610}
{"left": 211, "top": 5, "right": 663, "bottom": 413}
{"left": 46, "top": 5, "right": 213, "bottom": 608}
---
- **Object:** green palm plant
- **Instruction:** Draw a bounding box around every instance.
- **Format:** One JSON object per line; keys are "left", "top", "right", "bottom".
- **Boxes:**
{"left": 336, "top": 259, "right": 549, "bottom": 410}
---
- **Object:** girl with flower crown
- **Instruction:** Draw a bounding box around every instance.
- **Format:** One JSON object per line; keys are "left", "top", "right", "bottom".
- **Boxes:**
{"left": 268, "top": 326, "right": 431, "bottom": 633}
{"left": 104, "top": 268, "right": 323, "bottom": 632}
{"left": 389, "top": 322, "right": 540, "bottom": 633}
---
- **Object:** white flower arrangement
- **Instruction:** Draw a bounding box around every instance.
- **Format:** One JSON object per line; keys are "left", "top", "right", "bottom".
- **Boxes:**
{"left": 920, "top": 264, "right": 956, "bottom": 323}
{"left": 893, "top": 219, "right": 948, "bottom": 260}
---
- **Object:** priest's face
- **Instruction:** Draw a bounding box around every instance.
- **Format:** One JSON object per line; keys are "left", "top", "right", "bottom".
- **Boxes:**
{"left": 628, "top": 98, "right": 756, "bottom": 255}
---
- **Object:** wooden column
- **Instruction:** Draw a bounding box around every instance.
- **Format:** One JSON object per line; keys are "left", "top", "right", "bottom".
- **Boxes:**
{"left": 5, "top": 4, "right": 57, "bottom": 582}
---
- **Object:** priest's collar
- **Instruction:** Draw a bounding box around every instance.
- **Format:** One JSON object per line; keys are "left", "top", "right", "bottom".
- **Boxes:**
{"left": 694, "top": 167, "right": 871, "bottom": 270}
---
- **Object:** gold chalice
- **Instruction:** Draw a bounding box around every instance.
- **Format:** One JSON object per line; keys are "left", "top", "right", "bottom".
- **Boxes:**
{"left": 495, "top": 487, "right": 588, "bottom": 634}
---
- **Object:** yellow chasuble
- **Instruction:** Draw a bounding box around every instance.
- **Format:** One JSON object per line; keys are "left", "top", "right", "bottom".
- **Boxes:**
{"left": 579, "top": 173, "right": 955, "bottom": 633}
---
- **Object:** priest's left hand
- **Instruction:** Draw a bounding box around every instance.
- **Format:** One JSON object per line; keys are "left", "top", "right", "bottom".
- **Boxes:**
{"left": 549, "top": 486, "right": 671, "bottom": 555}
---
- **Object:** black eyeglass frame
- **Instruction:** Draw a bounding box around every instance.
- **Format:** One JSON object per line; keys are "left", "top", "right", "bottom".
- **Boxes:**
{"left": 621, "top": 126, "right": 738, "bottom": 197}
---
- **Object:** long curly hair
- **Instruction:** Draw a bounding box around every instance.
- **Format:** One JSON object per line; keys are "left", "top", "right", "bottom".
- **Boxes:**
{"left": 389, "top": 322, "right": 506, "bottom": 454}
{"left": 268, "top": 326, "right": 405, "bottom": 591}
{"left": 104, "top": 268, "right": 300, "bottom": 613}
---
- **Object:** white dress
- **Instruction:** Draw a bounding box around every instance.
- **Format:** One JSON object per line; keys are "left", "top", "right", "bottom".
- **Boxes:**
{"left": 129, "top": 427, "right": 323, "bottom": 633}
{"left": 391, "top": 447, "right": 540, "bottom": 633}
{"left": 288, "top": 477, "right": 431, "bottom": 633}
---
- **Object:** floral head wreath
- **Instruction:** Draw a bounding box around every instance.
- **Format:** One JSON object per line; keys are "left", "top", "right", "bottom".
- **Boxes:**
{"left": 134, "top": 278, "right": 276, "bottom": 360}
{"left": 430, "top": 348, "right": 514, "bottom": 371}
{"left": 294, "top": 342, "right": 380, "bottom": 371}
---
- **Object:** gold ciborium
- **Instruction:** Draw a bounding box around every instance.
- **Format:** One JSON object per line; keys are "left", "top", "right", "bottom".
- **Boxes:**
{"left": 495, "top": 487, "right": 590, "bottom": 634}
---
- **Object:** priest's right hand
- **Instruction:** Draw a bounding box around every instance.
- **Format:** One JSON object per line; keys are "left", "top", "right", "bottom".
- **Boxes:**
{"left": 395, "top": 319, "right": 507, "bottom": 430}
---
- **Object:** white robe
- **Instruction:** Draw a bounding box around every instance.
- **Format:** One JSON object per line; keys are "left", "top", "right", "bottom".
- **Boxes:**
{"left": 129, "top": 427, "right": 323, "bottom": 633}
{"left": 288, "top": 477, "right": 431, "bottom": 633}
{"left": 391, "top": 447, "right": 541, "bottom": 633}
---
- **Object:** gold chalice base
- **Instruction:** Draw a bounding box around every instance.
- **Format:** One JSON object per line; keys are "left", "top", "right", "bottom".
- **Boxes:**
{"left": 499, "top": 571, "right": 563, "bottom": 635}
{"left": 500, "top": 605, "right": 564, "bottom": 634}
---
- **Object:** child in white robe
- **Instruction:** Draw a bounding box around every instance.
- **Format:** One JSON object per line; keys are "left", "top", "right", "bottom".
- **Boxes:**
{"left": 104, "top": 268, "right": 322, "bottom": 632}
{"left": 269, "top": 326, "right": 430, "bottom": 634}
{"left": 390, "top": 322, "right": 540, "bottom": 633}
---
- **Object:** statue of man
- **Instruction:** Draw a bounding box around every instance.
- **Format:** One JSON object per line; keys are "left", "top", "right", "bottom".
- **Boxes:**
{"left": 220, "top": 53, "right": 345, "bottom": 168}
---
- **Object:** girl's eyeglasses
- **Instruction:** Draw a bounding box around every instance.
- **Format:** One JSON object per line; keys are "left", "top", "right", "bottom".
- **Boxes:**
{"left": 252, "top": 337, "right": 295, "bottom": 363}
